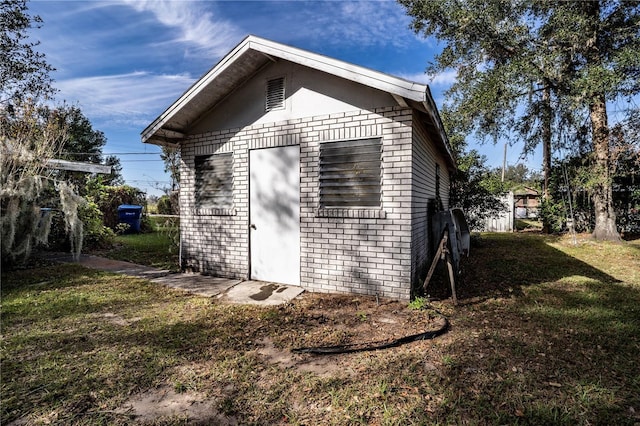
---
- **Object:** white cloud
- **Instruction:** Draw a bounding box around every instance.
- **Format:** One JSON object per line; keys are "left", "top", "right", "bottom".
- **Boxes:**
{"left": 399, "top": 69, "right": 458, "bottom": 87}
{"left": 121, "top": 0, "right": 242, "bottom": 57}
{"left": 337, "top": 1, "right": 412, "bottom": 46}
{"left": 290, "top": 1, "right": 414, "bottom": 48}
{"left": 56, "top": 72, "right": 195, "bottom": 128}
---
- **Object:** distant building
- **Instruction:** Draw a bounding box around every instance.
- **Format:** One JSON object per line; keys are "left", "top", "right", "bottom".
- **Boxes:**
{"left": 480, "top": 192, "right": 514, "bottom": 233}
{"left": 514, "top": 187, "right": 540, "bottom": 219}
{"left": 478, "top": 187, "right": 541, "bottom": 233}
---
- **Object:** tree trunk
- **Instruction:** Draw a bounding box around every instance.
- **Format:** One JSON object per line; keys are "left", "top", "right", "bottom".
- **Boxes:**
{"left": 589, "top": 93, "right": 620, "bottom": 241}
{"left": 541, "top": 84, "right": 552, "bottom": 234}
{"left": 584, "top": 1, "right": 620, "bottom": 242}
{"left": 542, "top": 85, "right": 552, "bottom": 200}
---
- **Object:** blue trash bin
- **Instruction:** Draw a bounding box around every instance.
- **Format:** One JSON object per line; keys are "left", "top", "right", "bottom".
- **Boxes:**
{"left": 117, "top": 205, "right": 143, "bottom": 233}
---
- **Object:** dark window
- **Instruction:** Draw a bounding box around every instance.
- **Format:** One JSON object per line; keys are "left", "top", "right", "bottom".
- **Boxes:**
{"left": 319, "top": 138, "right": 382, "bottom": 208}
{"left": 265, "top": 77, "right": 285, "bottom": 111}
{"left": 195, "top": 153, "right": 233, "bottom": 209}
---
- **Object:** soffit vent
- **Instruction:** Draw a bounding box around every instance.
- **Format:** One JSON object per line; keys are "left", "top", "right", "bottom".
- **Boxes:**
{"left": 265, "top": 77, "right": 285, "bottom": 111}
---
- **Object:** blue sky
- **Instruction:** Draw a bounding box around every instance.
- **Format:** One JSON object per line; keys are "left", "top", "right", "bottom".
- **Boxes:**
{"left": 28, "top": 0, "right": 541, "bottom": 197}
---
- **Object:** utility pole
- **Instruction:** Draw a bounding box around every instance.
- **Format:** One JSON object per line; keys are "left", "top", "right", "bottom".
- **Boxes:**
{"left": 501, "top": 143, "right": 507, "bottom": 182}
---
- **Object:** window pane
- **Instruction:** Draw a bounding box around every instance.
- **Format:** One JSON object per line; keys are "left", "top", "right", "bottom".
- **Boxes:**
{"left": 320, "top": 138, "right": 381, "bottom": 208}
{"left": 195, "top": 153, "right": 233, "bottom": 209}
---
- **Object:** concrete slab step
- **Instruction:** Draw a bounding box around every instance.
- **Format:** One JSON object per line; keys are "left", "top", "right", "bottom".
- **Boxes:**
{"left": 219, "top": 280, "right": 305, "bottom": 306}
{"left": 40, "top": 252, "right": 304, "bottom": 305}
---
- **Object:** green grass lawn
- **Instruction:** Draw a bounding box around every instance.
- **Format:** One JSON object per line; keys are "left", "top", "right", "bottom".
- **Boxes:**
{"left": 95, "top": 219, "right": 180, "bottom": 271}
{"left": 515, "top": 218, "right": 543, "bottom": 231}
{"left": 105, "top": 233, "right": 178, "bottom": 271}
{"left": 2, "top": 233, "right": 639, "bottom": 425}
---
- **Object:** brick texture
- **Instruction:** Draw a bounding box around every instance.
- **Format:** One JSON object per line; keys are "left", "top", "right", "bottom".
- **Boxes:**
{"left": 179, "top": 106, "right": 449, "bottom": 300}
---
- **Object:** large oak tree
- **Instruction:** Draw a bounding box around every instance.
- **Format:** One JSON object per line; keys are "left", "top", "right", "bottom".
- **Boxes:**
{"left": 399, "top": 0, "right": 640, "bottom": 240}
{"left": 0, "top": 0, "right": 55, "bottom": 103}
{"left": 1, "top": 0, "right": 122, "bottom": 266}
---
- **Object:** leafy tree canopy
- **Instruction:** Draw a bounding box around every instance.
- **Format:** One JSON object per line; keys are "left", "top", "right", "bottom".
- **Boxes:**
{"left": 1, "top": 0, "right": 127, "bottom": 265}
{"left": 399, "top": 0, "right": 640, "bottom": 240}
{"left": 160, "top": 146, "right": 180, "bottom": 193}
{"left": 0, "top": 98, "right": 83, "bottom": 267}
{"left": 490, "top": 163, "right": 543, "bottom": 191}
{"left": 0, "top": 0, "right": 55, "bottom": 103}
{"left": 48, "top": 104, "right": 124, "bottom": 190}
{"left": 440, "top": 105, "right": 507, "bottom": 229}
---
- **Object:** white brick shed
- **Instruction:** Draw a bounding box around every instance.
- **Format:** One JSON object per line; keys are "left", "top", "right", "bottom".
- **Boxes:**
{"left": 142, "top": 35, "right": 455, "bottom": 300}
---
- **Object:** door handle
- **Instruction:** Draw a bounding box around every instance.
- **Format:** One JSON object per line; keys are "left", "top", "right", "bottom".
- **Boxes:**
{"left": 250, "top": 224, "right": 257, "bottom": 230}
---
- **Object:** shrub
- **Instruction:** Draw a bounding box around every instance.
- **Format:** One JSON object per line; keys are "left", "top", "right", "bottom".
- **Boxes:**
{"left": 539, "top": 198, "right": 568, "bottom": 233}
{"left": 88, "top": 184, "right": 147, "bottom": 230}
{"left": 156, "top": 195, "right": 173, "bottom": 215}
{"left": 147, "top": 203, "right": 158, "bottom": 214}
{"left": 114, "top": 223, "right": 130, "bottom": 235}
{"left": 47, "top": 201, "right": 115, "bottom": 250}
{"left": 408, "top": 297, "right": 428, "bottom": 310}
{"left": 156, "top": 192, "right": 179, "bottom": 215}
{"left": 79, "top": 201, "right": 115, "bottom": 249}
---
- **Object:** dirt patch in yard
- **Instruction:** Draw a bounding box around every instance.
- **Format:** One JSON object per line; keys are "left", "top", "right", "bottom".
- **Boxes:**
{"left": 115, "top": 385, "right": 237, "bottom": 425}
{"left": 260, "top": 293, "right": 448, "bottom": 367}
{"left": 112, "top": 294, "right": 448, "bottom": 424}
{"left": 257, "top": 337, "right": 352, "bottom": 377}
{"left": 90, "top": 312, "right": 141, "bottom": 327}
{"left": 101, "top": 293, "right": 447, "bottom": 424}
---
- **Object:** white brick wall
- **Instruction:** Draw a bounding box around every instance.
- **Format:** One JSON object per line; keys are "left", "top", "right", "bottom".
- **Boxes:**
{"left": 410, "top": 112, "right": 452, "bottom": 295}
{"left": 179, "top": 106, "right": 447, "bottom": 300}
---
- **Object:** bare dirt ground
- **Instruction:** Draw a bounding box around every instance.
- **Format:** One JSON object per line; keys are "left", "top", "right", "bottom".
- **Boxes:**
{"left": 115, "top": 386, "right": 237, "bottom": 425}
{"left": 269, "top": 293, "right": 447, "bottom": 350}
{"left": 114, "top": 292, "right": 447, "bottom": 424}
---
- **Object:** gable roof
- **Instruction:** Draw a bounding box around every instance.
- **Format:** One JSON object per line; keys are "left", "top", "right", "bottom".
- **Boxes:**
{"left": 142, "top": 35, "right": 454, "bottom": 166}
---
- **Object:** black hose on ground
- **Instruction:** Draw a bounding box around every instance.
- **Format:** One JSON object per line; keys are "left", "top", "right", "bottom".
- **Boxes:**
{"left": 291, "top": 316, "right": 449, "bottom": 355}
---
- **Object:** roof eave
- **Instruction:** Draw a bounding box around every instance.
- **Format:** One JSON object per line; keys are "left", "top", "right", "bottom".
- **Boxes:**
{"left": 245, "top": 36, "right": 429, "bottom": 103}
{"left": 141, "top": 36, "right": 454, "bottom": 170}
{"left": 417, "top": 87, "right": 456, "bottom": 170}
{"left": 142, "top": 35, "right": 434, "bottom": 144}
{"left": 141, "top": 35, "right": 255, "bottom": 143}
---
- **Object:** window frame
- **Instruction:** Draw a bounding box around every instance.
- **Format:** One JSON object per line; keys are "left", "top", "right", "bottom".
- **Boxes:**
{"left": 317, "top": 137, "right": 385, "bottom": 218}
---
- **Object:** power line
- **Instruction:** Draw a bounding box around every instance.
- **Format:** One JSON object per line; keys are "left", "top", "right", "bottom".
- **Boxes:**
{"left": 127, "top": 180, "right": 172, "bottom": 184}
{"left": 118, "top": 159, "right": 165, "bottom": 162}
{"left": 105, "top": 152, "right": 162, "bottom": 155}
{"left": 60, "top": 151, "right": 161, "bottom": 155}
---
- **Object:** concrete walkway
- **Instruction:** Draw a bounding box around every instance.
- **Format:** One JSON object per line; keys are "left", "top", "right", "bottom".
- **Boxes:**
{"left": 43, "top": 253, "right": 304, "bottom": 305}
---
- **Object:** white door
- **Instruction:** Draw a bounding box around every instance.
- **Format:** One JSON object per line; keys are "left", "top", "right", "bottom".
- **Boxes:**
{"left": 249, "top": 145, "right": 300, "bottom": 286}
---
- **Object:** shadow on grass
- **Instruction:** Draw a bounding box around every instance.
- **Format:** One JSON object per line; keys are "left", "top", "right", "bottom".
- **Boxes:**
{"left": 419, "top": 233, "right": 640, "bottom": 424}
{"left": 1, "top": 266, "right": 232, "bottom": 424}
{"left": 426, "top": 233, "right": 621, "bottom": 302}
{"left": 435, "top": 281, "right": 640, "bottom": 424}
{"left": 3, "top": 235, "right": 639, "bottom": 425}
